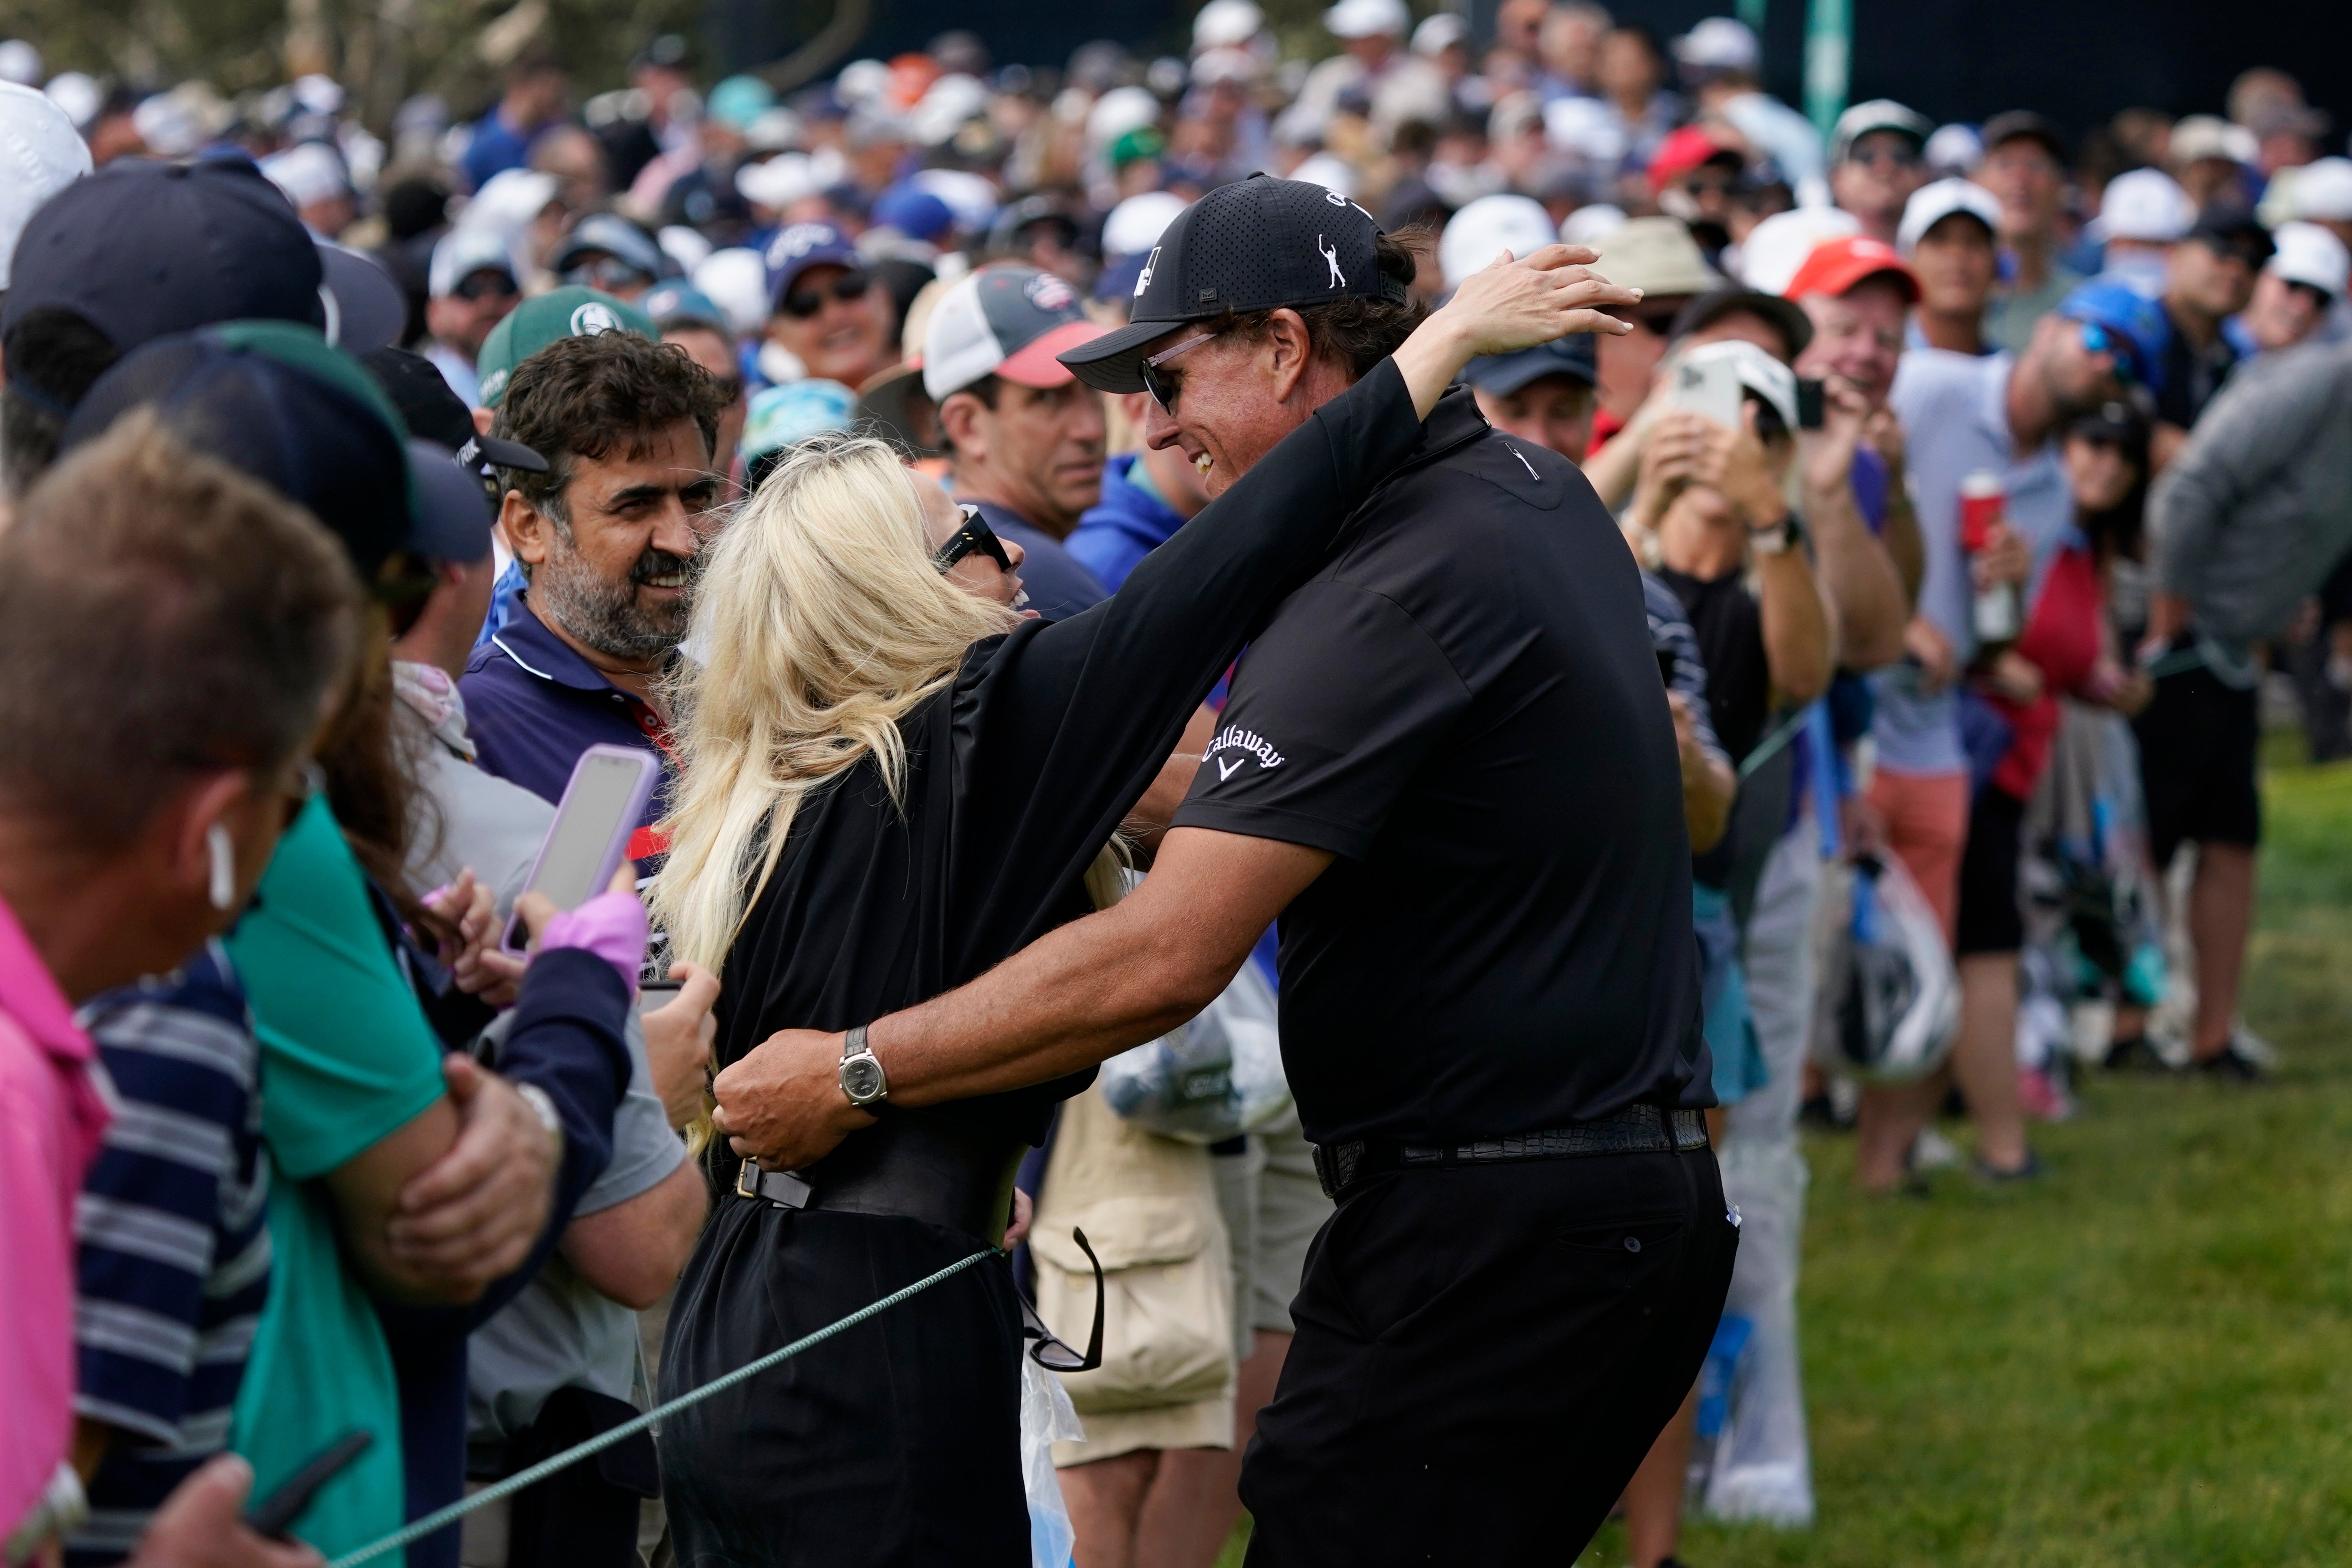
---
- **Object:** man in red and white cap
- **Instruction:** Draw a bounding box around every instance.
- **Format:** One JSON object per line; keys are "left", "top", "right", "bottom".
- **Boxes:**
{"left": 923, "top": 263, "right": 1113, "bottom": 621}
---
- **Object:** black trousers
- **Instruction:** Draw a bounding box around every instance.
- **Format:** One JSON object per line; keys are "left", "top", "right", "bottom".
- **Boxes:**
{"left": 657, "top": 1201, "right": 1028, "bottom": 1568}
{"left": 1241, "top": 1146, "right": 1737, "bottom": 1566}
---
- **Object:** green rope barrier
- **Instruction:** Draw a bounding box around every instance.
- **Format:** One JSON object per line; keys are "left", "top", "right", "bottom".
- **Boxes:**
{"left": 326, "top": 1245, "right": 999, "bottom": 1568}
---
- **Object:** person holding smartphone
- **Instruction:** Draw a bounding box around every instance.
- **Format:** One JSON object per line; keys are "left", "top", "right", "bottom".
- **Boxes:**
{"left": 649, "top": 200, "right": 1637, "bottom": 1567}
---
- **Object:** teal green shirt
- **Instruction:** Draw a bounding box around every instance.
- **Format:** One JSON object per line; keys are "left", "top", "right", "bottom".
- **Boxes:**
{"left": 226, "top": 796, "right": 447, "bottom": 1561}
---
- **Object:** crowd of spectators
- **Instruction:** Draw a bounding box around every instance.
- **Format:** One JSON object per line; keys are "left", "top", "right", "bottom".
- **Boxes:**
{"left": 5, "top": 8, "right": 2352, "bottom": 1568}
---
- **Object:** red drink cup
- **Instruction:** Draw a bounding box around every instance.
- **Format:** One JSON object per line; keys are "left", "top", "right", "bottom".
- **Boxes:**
{"left": 1959, "top": 470, "right": 2004, "bottom": 553}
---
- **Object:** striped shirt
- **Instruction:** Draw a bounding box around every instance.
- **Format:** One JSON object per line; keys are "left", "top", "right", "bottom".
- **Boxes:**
{"left": 67, "top": 943, "right": 269, "bottom": 1566}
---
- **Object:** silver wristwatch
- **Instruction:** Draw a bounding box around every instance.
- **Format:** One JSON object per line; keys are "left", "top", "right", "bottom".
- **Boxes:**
{"left": 1748, "top": 512, "right": 1798, "bottom": 555}
{"left": 839, "top": 1024, "right": 889, "bottom": 1107}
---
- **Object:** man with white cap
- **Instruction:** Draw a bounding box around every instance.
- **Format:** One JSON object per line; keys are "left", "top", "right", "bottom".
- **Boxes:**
{"left": 1295, "top": 0, "right": 1449, "bottom": 144}
{"left": 0, "top": 81, "right": 91, "bottom": 320}
{"left": 2092, "top": 167, "right": 2197, "bottom": 298}
{"left": 1899, "top": 177, "right": 2004, "bottom": 355}
{"left": 1829, "top": 99, "right": 1934, "bottom": 247}
{"left": 423, "top": 227, "right": 522, "bottom": 407}
{"left": 1437, "top": 194, "right": 1559, "bottom": 292}
{"left": 925, "top": 264, "right": 1115, "bottom": 621}
{"left": 259, "top": 140, "right": 357, "bottom": 240}
{"left": 2237, "top": 221, "right": 2349, "bottom": 355}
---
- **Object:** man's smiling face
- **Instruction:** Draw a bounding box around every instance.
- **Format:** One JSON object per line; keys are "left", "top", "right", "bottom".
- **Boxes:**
{"left": 520, "top": 418, "right": 720, "bottom": 662}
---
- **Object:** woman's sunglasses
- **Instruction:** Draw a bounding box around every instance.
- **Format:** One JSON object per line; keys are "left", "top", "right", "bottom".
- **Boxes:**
{"left": 778, "top": 269, "right": 871, "bottom": 319}
{"left": 932, "top": 504, "right": 1014, "bottom": 574}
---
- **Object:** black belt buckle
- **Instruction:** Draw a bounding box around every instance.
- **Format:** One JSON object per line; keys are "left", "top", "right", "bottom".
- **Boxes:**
{"left": 736, "top": 1159, "right": 813, "bottom": 1209}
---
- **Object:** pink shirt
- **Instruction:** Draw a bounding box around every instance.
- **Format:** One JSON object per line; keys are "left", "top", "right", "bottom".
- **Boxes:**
{"left": 0, "top": 889, "right": 110, "bottom": 1539}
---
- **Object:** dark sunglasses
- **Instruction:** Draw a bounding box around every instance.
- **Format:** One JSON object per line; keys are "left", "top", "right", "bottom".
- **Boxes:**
{"left": 564, "top": 256, "right": 654, "bottom": 292}
{"left": 2078, "top": 321, "right": 2139, "bottom": 386}
{"left": 1846, "top": 143, "right": 1922, "bottom": 170}
{"left": 1138, "top": 329, "right": 1221, "bottom": 415}
{"left": 778, "top": 269, "right": 871, "bottom": 319}
{"left": 454, "top": 270, "right": 519, "bottom": 302}
{"left": 1019, "top": 1227, "right": 1105, "bottom": 1373}
{"left": 933, "top": 504, "right": 1014, "bottom": 574}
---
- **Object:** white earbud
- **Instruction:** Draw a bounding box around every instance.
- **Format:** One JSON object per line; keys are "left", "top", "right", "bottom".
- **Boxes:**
{"left": 207, "top": 824, "right": 237, "bottom": 912}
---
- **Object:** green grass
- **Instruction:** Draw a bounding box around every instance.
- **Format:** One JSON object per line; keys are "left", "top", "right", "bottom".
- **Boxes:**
{"left": 1228, "top": 757, "right": 2352, "bottom": 1568}
{"left": 1585, "top": 755, "right": 2352, "bottom": 1567}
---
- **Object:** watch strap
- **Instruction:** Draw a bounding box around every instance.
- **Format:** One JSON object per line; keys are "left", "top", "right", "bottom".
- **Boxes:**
{"left": 843, "top": 1023, "right": 868, "bottom": 1061}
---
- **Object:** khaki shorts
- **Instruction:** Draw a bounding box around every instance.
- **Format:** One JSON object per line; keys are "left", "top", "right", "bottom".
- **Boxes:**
{"left": 1211, "top": 1104, "right": 1334, "bottom": 1355}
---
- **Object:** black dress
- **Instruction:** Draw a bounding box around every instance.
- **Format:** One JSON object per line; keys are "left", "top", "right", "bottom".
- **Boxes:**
{"left": 657, "top": 360, "right": 1427, "bottom": 1567}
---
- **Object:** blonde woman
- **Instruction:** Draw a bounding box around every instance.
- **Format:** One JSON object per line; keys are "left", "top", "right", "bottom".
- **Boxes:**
{"left": 650, "top": 244, "right": 1632, "bottom": 1567}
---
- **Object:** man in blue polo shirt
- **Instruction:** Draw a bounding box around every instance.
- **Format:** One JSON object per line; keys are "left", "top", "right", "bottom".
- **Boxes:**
{"left": 462, "top": 328, "right": 732, "bottom": 860}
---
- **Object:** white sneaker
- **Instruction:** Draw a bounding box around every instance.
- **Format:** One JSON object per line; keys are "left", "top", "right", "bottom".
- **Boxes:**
{"left": 1908, "top": 1127, "right": 1963, "bottom": 1172}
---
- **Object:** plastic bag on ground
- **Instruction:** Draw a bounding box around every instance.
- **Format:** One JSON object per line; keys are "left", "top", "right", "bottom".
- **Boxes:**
{"left": 1020, "top": 1353, "right": 1084, "bottom": 1568}
{"left": 1702, "top": 1137, "right": 1814, "bottom": 1527}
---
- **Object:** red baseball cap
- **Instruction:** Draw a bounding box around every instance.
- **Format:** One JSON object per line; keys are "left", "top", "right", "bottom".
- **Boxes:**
{"left": 1649, "top": 126, "right": 1741, "bottom": 194}
{"left": 1782, "top": 236, "right": 1921, "bottom": 303}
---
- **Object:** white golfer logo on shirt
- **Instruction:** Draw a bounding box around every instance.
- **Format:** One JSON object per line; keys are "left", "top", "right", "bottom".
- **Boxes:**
{"left": 1318, "top": 235, "right": 1346, "bottom": 289}
{"left": 1206, "top": 724, "right": 1285, "bottom": 781}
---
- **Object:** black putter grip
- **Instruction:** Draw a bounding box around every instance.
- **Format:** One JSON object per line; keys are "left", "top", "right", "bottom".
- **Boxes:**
{"left": 243, "top": 1430, "right": 373, "bottom": 1539}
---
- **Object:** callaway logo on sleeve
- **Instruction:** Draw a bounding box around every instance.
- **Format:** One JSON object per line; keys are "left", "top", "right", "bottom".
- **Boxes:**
{"left": 1205, "top": 723, "right": 1285, "bottom": 782}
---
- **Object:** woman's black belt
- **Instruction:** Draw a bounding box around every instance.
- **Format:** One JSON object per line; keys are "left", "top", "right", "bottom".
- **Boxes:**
{"left": 731, "top": 1110, "right": 1024, "bottom": 1247}
{"left": 1312, "top": 1105, "right": 1712, "bottom": 1200}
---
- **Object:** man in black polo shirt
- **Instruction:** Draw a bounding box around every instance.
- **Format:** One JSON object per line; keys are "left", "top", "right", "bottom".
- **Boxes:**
{"left": 712, "top": 177, "right": 1732, "bottom": 1563}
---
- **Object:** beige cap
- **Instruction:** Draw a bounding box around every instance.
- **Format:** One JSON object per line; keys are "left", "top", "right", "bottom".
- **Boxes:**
{"left": 1590, "top": 215, "right": 1721, "bottom": 299}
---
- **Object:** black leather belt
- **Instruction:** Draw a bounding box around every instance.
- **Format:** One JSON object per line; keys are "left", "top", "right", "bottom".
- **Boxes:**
{"left": 1312, "top": 1105, "right": 1711, "bottom": 1200}
{"left": 731, "top": 1110, "right": 1024, "bottom": 1247}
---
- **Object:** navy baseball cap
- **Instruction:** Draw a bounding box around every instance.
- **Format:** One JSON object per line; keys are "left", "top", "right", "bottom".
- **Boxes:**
{"left": 1059, "top": 173, "right": 1410, "bottom": 392}
{"left": 55, "top": 320, "right": 483, "bottom": 577}
{"left": 3, "top": 157, "right": 325, "bottom": 361}
{"left": 2055, "top": 279, "right": 2171, "bottom": 394}
{"left": 763, "top": 219, "right": 862, "bottom": 308}
{"left": 1463, "top": 334, "right": 1597, "bottom": 397}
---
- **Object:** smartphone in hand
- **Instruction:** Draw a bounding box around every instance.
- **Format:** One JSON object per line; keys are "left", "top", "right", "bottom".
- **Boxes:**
{"left": 501, "top": 745, "right": 662, "bottom": 952}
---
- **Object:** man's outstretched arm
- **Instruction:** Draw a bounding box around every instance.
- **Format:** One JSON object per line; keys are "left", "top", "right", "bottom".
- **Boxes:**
{"left": 709, "top": 828, "right": 1332, "bottom": 1169}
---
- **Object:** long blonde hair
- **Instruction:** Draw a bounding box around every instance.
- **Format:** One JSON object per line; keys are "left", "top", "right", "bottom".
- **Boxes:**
{"left": 651, "top": 436, "right": 1019, "bottom": 971}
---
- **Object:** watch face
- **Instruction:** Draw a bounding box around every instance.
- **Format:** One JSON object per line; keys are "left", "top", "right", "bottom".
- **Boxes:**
{"left": 841, "top": 1054, "right": 886, "bottom": 1102}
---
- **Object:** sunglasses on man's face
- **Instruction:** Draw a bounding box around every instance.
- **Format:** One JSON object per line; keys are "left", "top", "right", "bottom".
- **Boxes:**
{"left": 454, "top": 270, "right": 519, "bottom": 302}
{"left": 2078, "top": 321, "right": 2139, "bottom": 386}
{"left": 1138, "top": 329, "right": 1222, "bottom": 415}
{"left": 779, "top": 269, "right": 871, "bottom": 319}
{"left": 565, "top": 256, "right": 654, "bottom": 293}
{"left": 1847, "top": 142, "right": 1922, "bottom": 171}
{"left": 933, "top": 504, "right": 1014, "bottom": 575}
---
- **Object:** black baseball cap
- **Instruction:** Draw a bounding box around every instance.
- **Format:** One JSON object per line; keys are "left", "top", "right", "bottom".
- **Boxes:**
{"left": 55, "top": 320, "right": 497, "bottom": 576}
{"left": 362, "top": 345, "right": 547, "bottom": 483}
{"left": 1059, "top": 173, "right": 1410, "bottom": 393}
{"left": 2188, "top": 205, "right": 2276, "bottom": 267}
{"left": 3, "top": 157, "right": 325, "bottom": 359}
{"left": 1463, "top": 334, "right": 1597, "bottom": 396}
